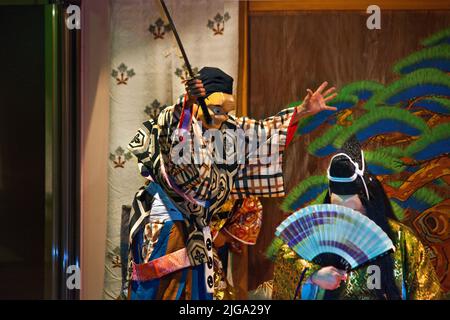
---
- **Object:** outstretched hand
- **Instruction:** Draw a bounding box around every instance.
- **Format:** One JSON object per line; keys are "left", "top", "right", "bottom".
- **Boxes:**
{"left": 297, "top": 81, "right": 338, "bottom": 118}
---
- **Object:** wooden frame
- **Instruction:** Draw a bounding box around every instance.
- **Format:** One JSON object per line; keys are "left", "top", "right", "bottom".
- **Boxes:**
{"left": 237, "top": 1, "right": 249, "bottom": 117}
{"left": 43, "top": 1, "right": 81, "bottom": 299}
{"left": 249, "top": 0, "right": 450, "bottom": 12}
{"left": 80, "top": 0, "right": 111, "bottom": 300}
{"left": 235, "top": 3, "right": 249, "bottom": 297}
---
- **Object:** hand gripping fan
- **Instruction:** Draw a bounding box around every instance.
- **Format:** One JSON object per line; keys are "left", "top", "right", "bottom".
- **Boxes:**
{"left": 275, "top": 204, "right": 395, "bottom": 271}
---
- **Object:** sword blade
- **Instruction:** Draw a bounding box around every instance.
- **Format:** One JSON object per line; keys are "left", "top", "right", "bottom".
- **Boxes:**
{"left": 159, "top": 0, "right": 213, "bottom": 125}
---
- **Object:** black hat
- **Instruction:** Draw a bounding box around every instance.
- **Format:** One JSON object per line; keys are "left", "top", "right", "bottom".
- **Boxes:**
{"left": 328, "top": 136, "right": 370, "bottom": 199}
{"left": 198, "top": 67, "right": 233, "bottom": 96}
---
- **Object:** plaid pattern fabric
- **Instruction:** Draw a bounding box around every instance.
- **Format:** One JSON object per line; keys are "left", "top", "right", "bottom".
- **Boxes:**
{"left": 128, "top": 96, "right": 297, "bottom": 268}
{"left": 230, "top": 107, "right": 296, "bottom": 198}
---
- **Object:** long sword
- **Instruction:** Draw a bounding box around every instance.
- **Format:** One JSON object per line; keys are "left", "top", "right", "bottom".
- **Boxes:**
{"left": 159, "top": 0, "right": 213, "bottom": 125}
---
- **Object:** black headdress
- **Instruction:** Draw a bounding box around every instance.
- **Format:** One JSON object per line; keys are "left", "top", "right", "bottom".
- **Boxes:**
{"left": 327, "top": 136, "right": 371, "bottom": 199}
{"left": 198, "top": 67, "right": 233, "bottom": 96}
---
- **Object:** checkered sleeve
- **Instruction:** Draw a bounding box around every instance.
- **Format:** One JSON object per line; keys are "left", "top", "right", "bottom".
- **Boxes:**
{"left": 230, "top": 107, "right": 297, "bottom": 199}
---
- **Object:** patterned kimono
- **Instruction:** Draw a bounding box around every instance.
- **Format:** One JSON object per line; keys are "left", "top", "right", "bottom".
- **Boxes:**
{"left": 272, "top": 219, "right": 442, "bottom": 300}
{"left": 127, "top": 95, "right": 299, "bottom": 299}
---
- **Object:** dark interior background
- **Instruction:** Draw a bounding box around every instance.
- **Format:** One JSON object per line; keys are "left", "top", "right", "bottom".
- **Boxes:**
{"left": 247, "top": 10, "right": 450, "bottom": 290}
{"left": 0, "top": 5, "right": 45, "bottom": 299}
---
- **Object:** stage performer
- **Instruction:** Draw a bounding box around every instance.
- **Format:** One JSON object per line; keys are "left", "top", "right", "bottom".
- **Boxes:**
{"left": 271, "top": 139, "right": 442, "bottom": 300}
{"left": 126, "top": 66, "right": 337, "bottom": 300}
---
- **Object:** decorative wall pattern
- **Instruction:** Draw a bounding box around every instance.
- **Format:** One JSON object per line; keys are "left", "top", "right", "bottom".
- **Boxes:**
{"left": 104, "top": 0, "right": 239, "bottom": 299}
{"left": 246, "top": 11, "right": 450, "bottom": 292}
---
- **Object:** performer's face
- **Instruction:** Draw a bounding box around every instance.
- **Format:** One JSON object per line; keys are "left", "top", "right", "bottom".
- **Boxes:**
{"left": 330, "top": 193, "right": 366, "bottom": 214}
{"left": 194, "top": 92, "right": 236, "bottom": 129}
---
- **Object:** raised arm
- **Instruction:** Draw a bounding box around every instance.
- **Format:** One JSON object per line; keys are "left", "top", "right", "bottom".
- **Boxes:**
{"left": 236, "top": 81, "right": 337, "bottom": 148}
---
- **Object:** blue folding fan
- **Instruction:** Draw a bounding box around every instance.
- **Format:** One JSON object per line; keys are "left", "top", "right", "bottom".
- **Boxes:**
{"left": 275, "top": 204, "right": 395, "bottom": 271}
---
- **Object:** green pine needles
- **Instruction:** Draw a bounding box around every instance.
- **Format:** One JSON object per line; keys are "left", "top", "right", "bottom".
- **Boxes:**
{"left": 281, "top": 175, "right": 328, "bottom": 212}
{"left": 365, "top": 68, "right": 450, "bottom": 109}
{"left": 393, "top": 44, "right": 450, "bottom": 75}
{"left": 422, "top": 27, "right": 450, "bottom": 47}
{"left": 405, "top": 123, "right": 450, "bottom": 157}
{"left": 333, "top": 107, "right": 429, "bottom": 148}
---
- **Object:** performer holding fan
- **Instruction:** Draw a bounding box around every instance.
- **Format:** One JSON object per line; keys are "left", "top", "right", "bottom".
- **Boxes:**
{"left": 271, "top": 138, "right": 442, "bottom": 300}
{"left": 275, "top": 204, "right": 396, "bottom": 272}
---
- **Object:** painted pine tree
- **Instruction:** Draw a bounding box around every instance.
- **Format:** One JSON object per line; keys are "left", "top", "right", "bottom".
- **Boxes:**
{"left": 281, "top": 28, "right": 450, "bottom": 293}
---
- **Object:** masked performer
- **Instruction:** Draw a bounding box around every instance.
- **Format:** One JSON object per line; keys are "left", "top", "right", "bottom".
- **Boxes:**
{"left": 126, "top": 66, "right": 337, "bottom": 300}
{"left": 271, "top": 139, "right": 442, "bottom": 300}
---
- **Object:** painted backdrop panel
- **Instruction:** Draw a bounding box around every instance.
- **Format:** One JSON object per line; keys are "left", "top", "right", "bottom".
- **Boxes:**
{"left": 248, "top": 10, "right": 450, "bottom": 292}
